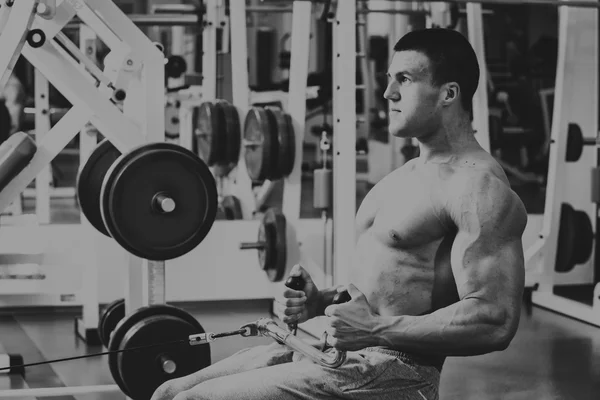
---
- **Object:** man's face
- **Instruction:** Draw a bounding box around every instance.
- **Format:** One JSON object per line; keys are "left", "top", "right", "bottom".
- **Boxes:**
{"left": 383, "top": 51, "right": 443, "bottom": 139}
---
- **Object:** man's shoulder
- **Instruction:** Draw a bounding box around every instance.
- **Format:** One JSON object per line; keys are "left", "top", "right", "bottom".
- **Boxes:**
{"left": 443, "top": 159, "right": 527, "bottom": 233}
{"left": 441, "top": 150, "right": 508, "bottom": 190}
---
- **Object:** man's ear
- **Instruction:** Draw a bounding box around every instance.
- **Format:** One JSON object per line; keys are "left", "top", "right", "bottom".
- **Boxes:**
{"left": 441, "top": 82, "right": 460, "bottom": 106}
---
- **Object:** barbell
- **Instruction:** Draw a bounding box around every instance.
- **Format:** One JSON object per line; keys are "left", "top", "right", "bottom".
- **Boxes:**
{"left": 77, "top": 139, "right": 218, "bottom": 261}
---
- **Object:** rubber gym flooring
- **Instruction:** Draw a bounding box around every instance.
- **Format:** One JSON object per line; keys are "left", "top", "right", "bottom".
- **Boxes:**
{"left": 2, "top": 153, "right": 596, "bottom": 399}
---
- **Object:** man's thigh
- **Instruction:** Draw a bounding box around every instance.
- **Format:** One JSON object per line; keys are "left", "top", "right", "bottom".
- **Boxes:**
{"left": 155, "top": 342, "right": 294, "bottom": 397}
{"left": 179, "top": 349, "right": 438, "bottom": 400}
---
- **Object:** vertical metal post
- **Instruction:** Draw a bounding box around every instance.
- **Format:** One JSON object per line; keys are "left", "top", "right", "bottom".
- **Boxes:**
{"left": 229, "top": 0, "right": 256, "bottom": 219}
{"left": 34, "top": 71, "right": 51, "bottom": 224}
{"left": 282, "top": 1, "right": 311, "bottom": 221}
{"left": 202, "top": 0, "right": 218, "bottom": 101}
{"left": 84, "top": 1, "right": 167, "bottom": 312}
{"left": 170, "top": 26, "right": 186, "bottom": 88}
{"left": 466, "top": 4, "right": 491, "bottom": 152}
{"left": 76, "top": 23, "right": 99, "bottom": 338}
{"left": 332, "top": 0, "right": 356, "bottom": 286}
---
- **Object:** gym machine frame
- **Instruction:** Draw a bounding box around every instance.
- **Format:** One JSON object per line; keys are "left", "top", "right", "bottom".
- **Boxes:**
{"left": 0, "top": 0, "right": 165, "bottom": 340}
{"left": 0, "top": 0, "right": 165, "bottom": 395}
{"left": 0, "top": 0, "right": 331, "bottom": 317}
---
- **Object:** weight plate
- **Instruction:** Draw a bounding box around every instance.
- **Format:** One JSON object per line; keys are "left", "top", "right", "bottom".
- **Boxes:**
{"left": 100, "top": 142, "right": 218, "bottom": 261}
{"left": 77, "top": 139, "right": 122, "bottom": 237}
{"left": 263, "top": 108, "right": 281, "bottom": 180}
{"left": 566, "top": 123, "right": 583, "bottom": 162}
{"left": 555, "top": 203, "right": 577, "bottom": 272}
{"left": 261, "top": 208, "right": 287, "bottom": 282}
{"left": 98, "top": 298, "right": 125, "bottom": 348}
{"left": 257, "top": 217, "right": 271, "bottom": 272}
{"left": 194, "top": 102, "right": 225, "bottom": 166}
{"left": 165, "top": 103, "right": 180, "bottom": 139}
{"left": 0, "top": 100, "right": 11, "bottom": 145}
{"left": 573, "top": 210, "right": 593, "bottom": 265}
{"left": 281, "top": 112, "right": 296, "bottom": 176}
{"left": 266, "top": 107, "right": 295, "bottom": 179}
{"left": 108, "top": 305, "right": 210, "bottom": 400}
{"left": 217, "top": 100, "right": 241, "bottom": 165}
{"left": 243, "top": 107, "right": 274, "bottom": 181}
{"left": 165, "top": 55, "right": 187, "bottom": 79}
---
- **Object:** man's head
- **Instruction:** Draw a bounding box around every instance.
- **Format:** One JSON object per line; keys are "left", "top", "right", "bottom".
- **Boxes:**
{"left": 384, "top": 28, "right": 480, "bottom": 139}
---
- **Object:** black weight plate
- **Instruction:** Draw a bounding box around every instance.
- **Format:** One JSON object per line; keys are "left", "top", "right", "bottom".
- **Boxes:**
{"left": 210, "top": 101, "right": 231, "bottom": 174}
{"left": 257, "top": 217, "right": 271, "bottom": 271}
{"left": 194, "top": 102, "right": 224, "bottom": 166}
{"left": 217, "top": 100, "right": 241, "bottom": 165}
{"left": 77, "top": 139, "right": 122, "bottom": 237}
{"left": 280, "top": 112, "right": 296, "bottom": 177}
{"left": 243, "top": 107, "right": 273, "bottom": 181}
{"left": 0, "top": 100, "right": 11, "bottom": 145}
{"left": 100, "top": 142, "right": 218, "bottom": 261}
{"left": 263, "top": 108, "right": 281, "bottom": 180}
{"left": 165, "top": 55, "right": 187, "bottom": 79}
{"left": 262, "top": 208, "right": 287, "bottom": 282}
{"left": 108, "top": 305, "right": 210, "bottom": 400}
{"left": 573, "top": 210, "right": 594, "bottom": 265}
{"left": 99, "top": 298, "right": 125, "bottom": 348}
{"left": 555, "top": 203, "right": 577, "bottom": 272}
{"left": 566, "top": 123, "right": 583, "bottom": 162}
{"left": 118, "top": 315, "right": 208, "bottom": 400}
{"left": 266, "top": 107, "right": 295, "bottom": 179}
{"left": 165, "top": 103, "right": 180, "bottom": 139}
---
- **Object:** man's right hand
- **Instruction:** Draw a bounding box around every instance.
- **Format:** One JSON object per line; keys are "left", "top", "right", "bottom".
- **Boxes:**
{"left": 274, "top": 264, "right": 321, "bottom": 325}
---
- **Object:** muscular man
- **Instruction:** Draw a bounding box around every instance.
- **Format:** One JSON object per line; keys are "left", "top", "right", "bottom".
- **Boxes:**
{"left": 152, "top": 28, "right": 527, "bottom": 400}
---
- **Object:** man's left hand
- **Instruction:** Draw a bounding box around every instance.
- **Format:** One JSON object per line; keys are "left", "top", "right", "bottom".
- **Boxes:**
{"left": 323, "top": 284, "right": 381, "bottom": 351}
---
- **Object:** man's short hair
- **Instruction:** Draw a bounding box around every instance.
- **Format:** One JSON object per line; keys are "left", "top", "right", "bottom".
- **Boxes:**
{"left": 393, "top": 28, "right": 480, "bottom": 113}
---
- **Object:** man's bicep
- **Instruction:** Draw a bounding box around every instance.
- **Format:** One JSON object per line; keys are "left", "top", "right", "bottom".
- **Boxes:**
{"left": 448, "top": 175, "right": 527, "bottom": 301}
{"left": 450, "top": 230, "right": 525, "bottom": 301}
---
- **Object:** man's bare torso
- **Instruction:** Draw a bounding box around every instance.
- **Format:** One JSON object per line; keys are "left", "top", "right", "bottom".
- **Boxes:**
{"left": 352, "top": 148, "right": 510, "bottom": 318}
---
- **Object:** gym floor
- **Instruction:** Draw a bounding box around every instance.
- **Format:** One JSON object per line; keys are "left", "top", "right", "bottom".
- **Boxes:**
{"left": 4, "top": 152, "right": 587, "bottom": 400}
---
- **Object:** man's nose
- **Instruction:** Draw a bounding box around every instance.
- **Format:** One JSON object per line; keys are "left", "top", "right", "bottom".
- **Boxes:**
{"left": 383, "top": 82, "right": 399, "bottom": 102}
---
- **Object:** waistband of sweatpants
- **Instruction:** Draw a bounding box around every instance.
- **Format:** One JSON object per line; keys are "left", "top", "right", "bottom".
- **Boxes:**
{"left": 361, "top": 347, "right": 445, "bottom": 372}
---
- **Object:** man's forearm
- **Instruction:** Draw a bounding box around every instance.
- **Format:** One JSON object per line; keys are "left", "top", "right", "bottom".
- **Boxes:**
{"left": 372, "top": 298, "right": 517, "bottom": 357}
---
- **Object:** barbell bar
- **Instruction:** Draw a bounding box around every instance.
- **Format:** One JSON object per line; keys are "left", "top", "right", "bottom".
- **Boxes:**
{"left": 262, "top": 0, "right": 600, "bottom": 10}
{"left": 64, "top": 14, "right": 200, "bottom": 30}
{"left": 357, "top": 0, "right": 600, "bottom": 9}
{"left": 246, "top": 6, "right": 428, "bottom": 15}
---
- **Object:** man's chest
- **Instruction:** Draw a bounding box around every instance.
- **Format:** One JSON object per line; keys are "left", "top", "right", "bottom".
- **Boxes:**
{"left": 357, "top": 170, "right": 451, "bottom": 248}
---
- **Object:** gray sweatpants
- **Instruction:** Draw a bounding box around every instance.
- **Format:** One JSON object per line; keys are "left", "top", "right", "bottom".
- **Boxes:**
{"left": 164, "top": 342, "right": 443, "bottom": 400}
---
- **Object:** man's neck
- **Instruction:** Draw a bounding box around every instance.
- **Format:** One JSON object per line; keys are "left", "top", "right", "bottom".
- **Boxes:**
{"left": 417, "top": 115, "right": 479, "bottom": 163}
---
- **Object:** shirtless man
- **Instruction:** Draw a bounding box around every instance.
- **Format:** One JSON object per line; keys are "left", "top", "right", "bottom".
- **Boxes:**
{"left": 151, "top": 28, "right": 527, "bottom": 400}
